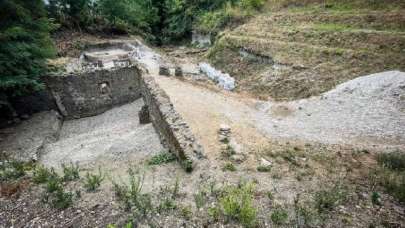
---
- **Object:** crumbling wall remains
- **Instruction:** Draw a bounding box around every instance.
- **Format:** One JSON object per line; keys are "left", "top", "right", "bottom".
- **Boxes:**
{"left": 44, "top": 66, "right": 141, "bottom": 119}
{"left": 140, "top": 72, "right": 204, "bottom": 172}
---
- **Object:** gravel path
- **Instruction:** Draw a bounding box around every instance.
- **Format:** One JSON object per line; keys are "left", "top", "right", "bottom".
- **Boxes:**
{"left": 132, "top": 41, "right": 405, "bottom": 154}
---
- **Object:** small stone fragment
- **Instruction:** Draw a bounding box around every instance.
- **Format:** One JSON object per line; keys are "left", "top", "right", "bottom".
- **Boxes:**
{"left": 138, "top": 105, "right": 150, "bottom": 124}
{"left": 159, "top": 65, "right": 170, "bottom": 76}
{"left": 175, "top": 66, "right": 183, "bottom": 77}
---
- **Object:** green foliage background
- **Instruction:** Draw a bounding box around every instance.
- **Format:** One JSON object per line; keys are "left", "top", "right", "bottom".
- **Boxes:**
{"left": 0, "top": 0, "right": 55, "bottom": 97}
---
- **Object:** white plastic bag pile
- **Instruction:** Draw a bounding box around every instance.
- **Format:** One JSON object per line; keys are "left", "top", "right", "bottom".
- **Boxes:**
{"left": 199, "top": 62, "right": 235, "bottom": 91}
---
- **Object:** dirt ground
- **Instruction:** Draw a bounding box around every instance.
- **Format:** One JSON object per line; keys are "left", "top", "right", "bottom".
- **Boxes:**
{"left": 1, "top": 37, "right": 405, "bottom": 227}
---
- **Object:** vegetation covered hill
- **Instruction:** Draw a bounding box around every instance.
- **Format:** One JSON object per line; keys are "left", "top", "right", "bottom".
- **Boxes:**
{"left": 208, "top": 0, "right": 405, "bottom": 100}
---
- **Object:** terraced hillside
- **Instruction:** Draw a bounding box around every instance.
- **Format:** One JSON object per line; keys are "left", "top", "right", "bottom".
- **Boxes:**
{"left": 208, "top": 7, "right": 405, "bottom": 100}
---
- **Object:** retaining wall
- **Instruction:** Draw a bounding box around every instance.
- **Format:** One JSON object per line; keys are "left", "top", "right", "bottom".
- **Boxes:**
{"left": 140, "top": 71, "right": 204, "bottom": 172}
{"left": 44, "top": 66, "right": 141, "bottom": 119}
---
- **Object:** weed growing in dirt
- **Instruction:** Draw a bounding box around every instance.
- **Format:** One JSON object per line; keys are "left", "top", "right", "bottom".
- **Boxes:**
{"left": 271, "top": 206, "right": 289, "bottom": 225}
{"left": 314, "top": 183, "right": 347, "bottom": 213}
{"left": 371, "top": 192, "right": 382, "bottom": 206}
{"left": 208, "top": 206, "right": 221, "bottom": 222}
{"left": 112, "top": 168, "right": 153, "bottom": 218}
{"left": 222, "top": 144, "right": 236, "bottom": 158}
{"left": 377, "top": 151, "right": 405, "bottom": 171}
{"left": 0, "top": 160, "right": 26, "bottom": 181}
{"left": 61, "top": 162, "right": 80, "bottom": 182}
{"left": 219, "top": 181, "right": 257, "bottom": 227}
{"left": 373, "top": 151, "right": 405, "bottom": 203}
{"left": 194, "top": 189, "right": 207, "bottom": 209}
{"left": 41, "top": 174, "right": 74, "bottom": 209}
{"left": 147, "top": 152, "right": 176, "bottom": 166}
{"left": 223, "top": 162, "right": 237, "bottom": 172}
{"left": 51, "top": 189, "right": 73, "bottom": 209}
{"left": 180, "top": 205, "right": 192, "bottom": 220}
{"left": 157, "top": 198, "right": 177, "bottom": 212}
{"left": 84, "top": 169, "right": 104, "bottom": 192}
{"left": 267, "top": 191, "right": 274, "bottom": 200}
{"left": 33, "top": 165, "right": 57, "bottom": 184}
{"left": 257, "top": 165, "right": 271, "bottom": 172}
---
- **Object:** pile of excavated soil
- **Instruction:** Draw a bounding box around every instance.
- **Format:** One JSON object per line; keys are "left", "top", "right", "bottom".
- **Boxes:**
{"left": 257, "top": 71, "right": 405, "bottom": 147}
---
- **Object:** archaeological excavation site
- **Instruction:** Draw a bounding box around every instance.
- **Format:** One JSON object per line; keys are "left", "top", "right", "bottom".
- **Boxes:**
{"left": 1, "top": 0, "right": 405, "bottom": 227}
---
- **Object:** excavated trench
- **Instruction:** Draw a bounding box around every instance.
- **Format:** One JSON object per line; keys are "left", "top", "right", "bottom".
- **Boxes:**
{"left": 0, "top": 40, "right": 203, "bottom": 172}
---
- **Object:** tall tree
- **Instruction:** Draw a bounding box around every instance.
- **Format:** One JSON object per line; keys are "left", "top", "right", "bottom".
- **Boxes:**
{"left": 0, "top": 0, "right": 55, "bottom": 98}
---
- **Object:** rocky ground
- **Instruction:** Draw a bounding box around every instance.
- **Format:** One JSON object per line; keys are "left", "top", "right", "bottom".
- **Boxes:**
{"left": 1, "top": 33, "right": 405, "bottom": 227}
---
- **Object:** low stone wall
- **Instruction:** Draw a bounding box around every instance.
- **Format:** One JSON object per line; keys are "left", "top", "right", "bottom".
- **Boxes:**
{"left": 44, "top": 66, "right": 141, "bottom": 119}
{"left": 140, "top": 72, "right": 204, "bottom": 172}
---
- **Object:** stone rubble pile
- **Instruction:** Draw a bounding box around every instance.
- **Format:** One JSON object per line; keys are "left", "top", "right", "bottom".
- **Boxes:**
{"left": 199, "top": 62, "right": 235, "bottom": 91}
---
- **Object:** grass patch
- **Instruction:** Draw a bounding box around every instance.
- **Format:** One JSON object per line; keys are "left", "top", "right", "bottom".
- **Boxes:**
{"left": 313, "top": 23, "right": 352, "bottom": 32}
{"left": 377, "top": 151, "right": 405, "bottom": 171}
{"left": 373, "top": 151, "right": 405, "bottom": 203}
{"left": 147, "top": 152, "right": 176, "bottom": 166}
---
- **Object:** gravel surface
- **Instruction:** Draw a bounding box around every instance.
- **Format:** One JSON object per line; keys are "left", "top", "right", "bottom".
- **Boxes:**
{"left": 257, "top": 71, "right": 405, "bottom": 147}
{"left": 40, "top": 99, "right": 164, "bottom": 169}
{"left": 0, "top": 111, "right": 62, "bottom": 162}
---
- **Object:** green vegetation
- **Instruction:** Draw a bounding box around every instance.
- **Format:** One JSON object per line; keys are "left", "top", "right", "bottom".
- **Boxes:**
{"left": 83, "top": 169, "right": 104, "bottom": 192}
{"left": 147, "top": 152, "right": 176, "bottom": 166}
{"left": 0, "top": 0, "right": 55, "bottom": 99}
{"left": 223, "top": 162, "right": 237, "bottom": 172}
{"left": 257, "top": 165, "right": 271, "bottom": 172}
{"left": 373, "top": 151, "right": 405, "bottom": 202}
{"left": 314, "top": 184, "right": 347, "bottom": 213}
{"left": 112, "top": 168, "right": 153, "bottom": 218}
{"left": 0, "top": 160, "right": 26, "bottom": 181}
{"left": 194, "top": 189, "right": 207, "bottom": 209}
{"left": 219, "top": 181, "right": 257, "bottom": 227}
{"left": 270, "top": 207, "right": 289, "bottom": 225}
{"left": 62, "top": 162, "right": 80, "bottom": 182}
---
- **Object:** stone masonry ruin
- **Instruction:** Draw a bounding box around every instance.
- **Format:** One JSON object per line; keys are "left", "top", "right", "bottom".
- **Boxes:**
{"left": 5, "top": 41, "right": 204, "bottom": 171}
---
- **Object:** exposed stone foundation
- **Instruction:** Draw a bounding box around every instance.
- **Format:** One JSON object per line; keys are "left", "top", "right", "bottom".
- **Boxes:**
{"left": 44, "top": 66, "right": 141, "bottom": 119}
{"left": 140, "top": 69, "right": 204, "bottom": 172}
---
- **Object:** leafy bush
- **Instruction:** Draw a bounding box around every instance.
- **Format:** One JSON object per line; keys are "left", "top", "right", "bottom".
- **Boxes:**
{"left": 0, "top": 0, "right": 55, "bottom": 98}
{"left": 219, "top": 181, "right": 257, "bottom": 227}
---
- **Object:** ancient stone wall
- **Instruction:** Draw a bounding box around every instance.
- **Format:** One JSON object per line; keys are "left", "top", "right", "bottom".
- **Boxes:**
{"left": 44, "top": 66, "right": 141, "bottom": 119}
{"left": 140, "top": 72, "right": 204, "bottom": 172}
